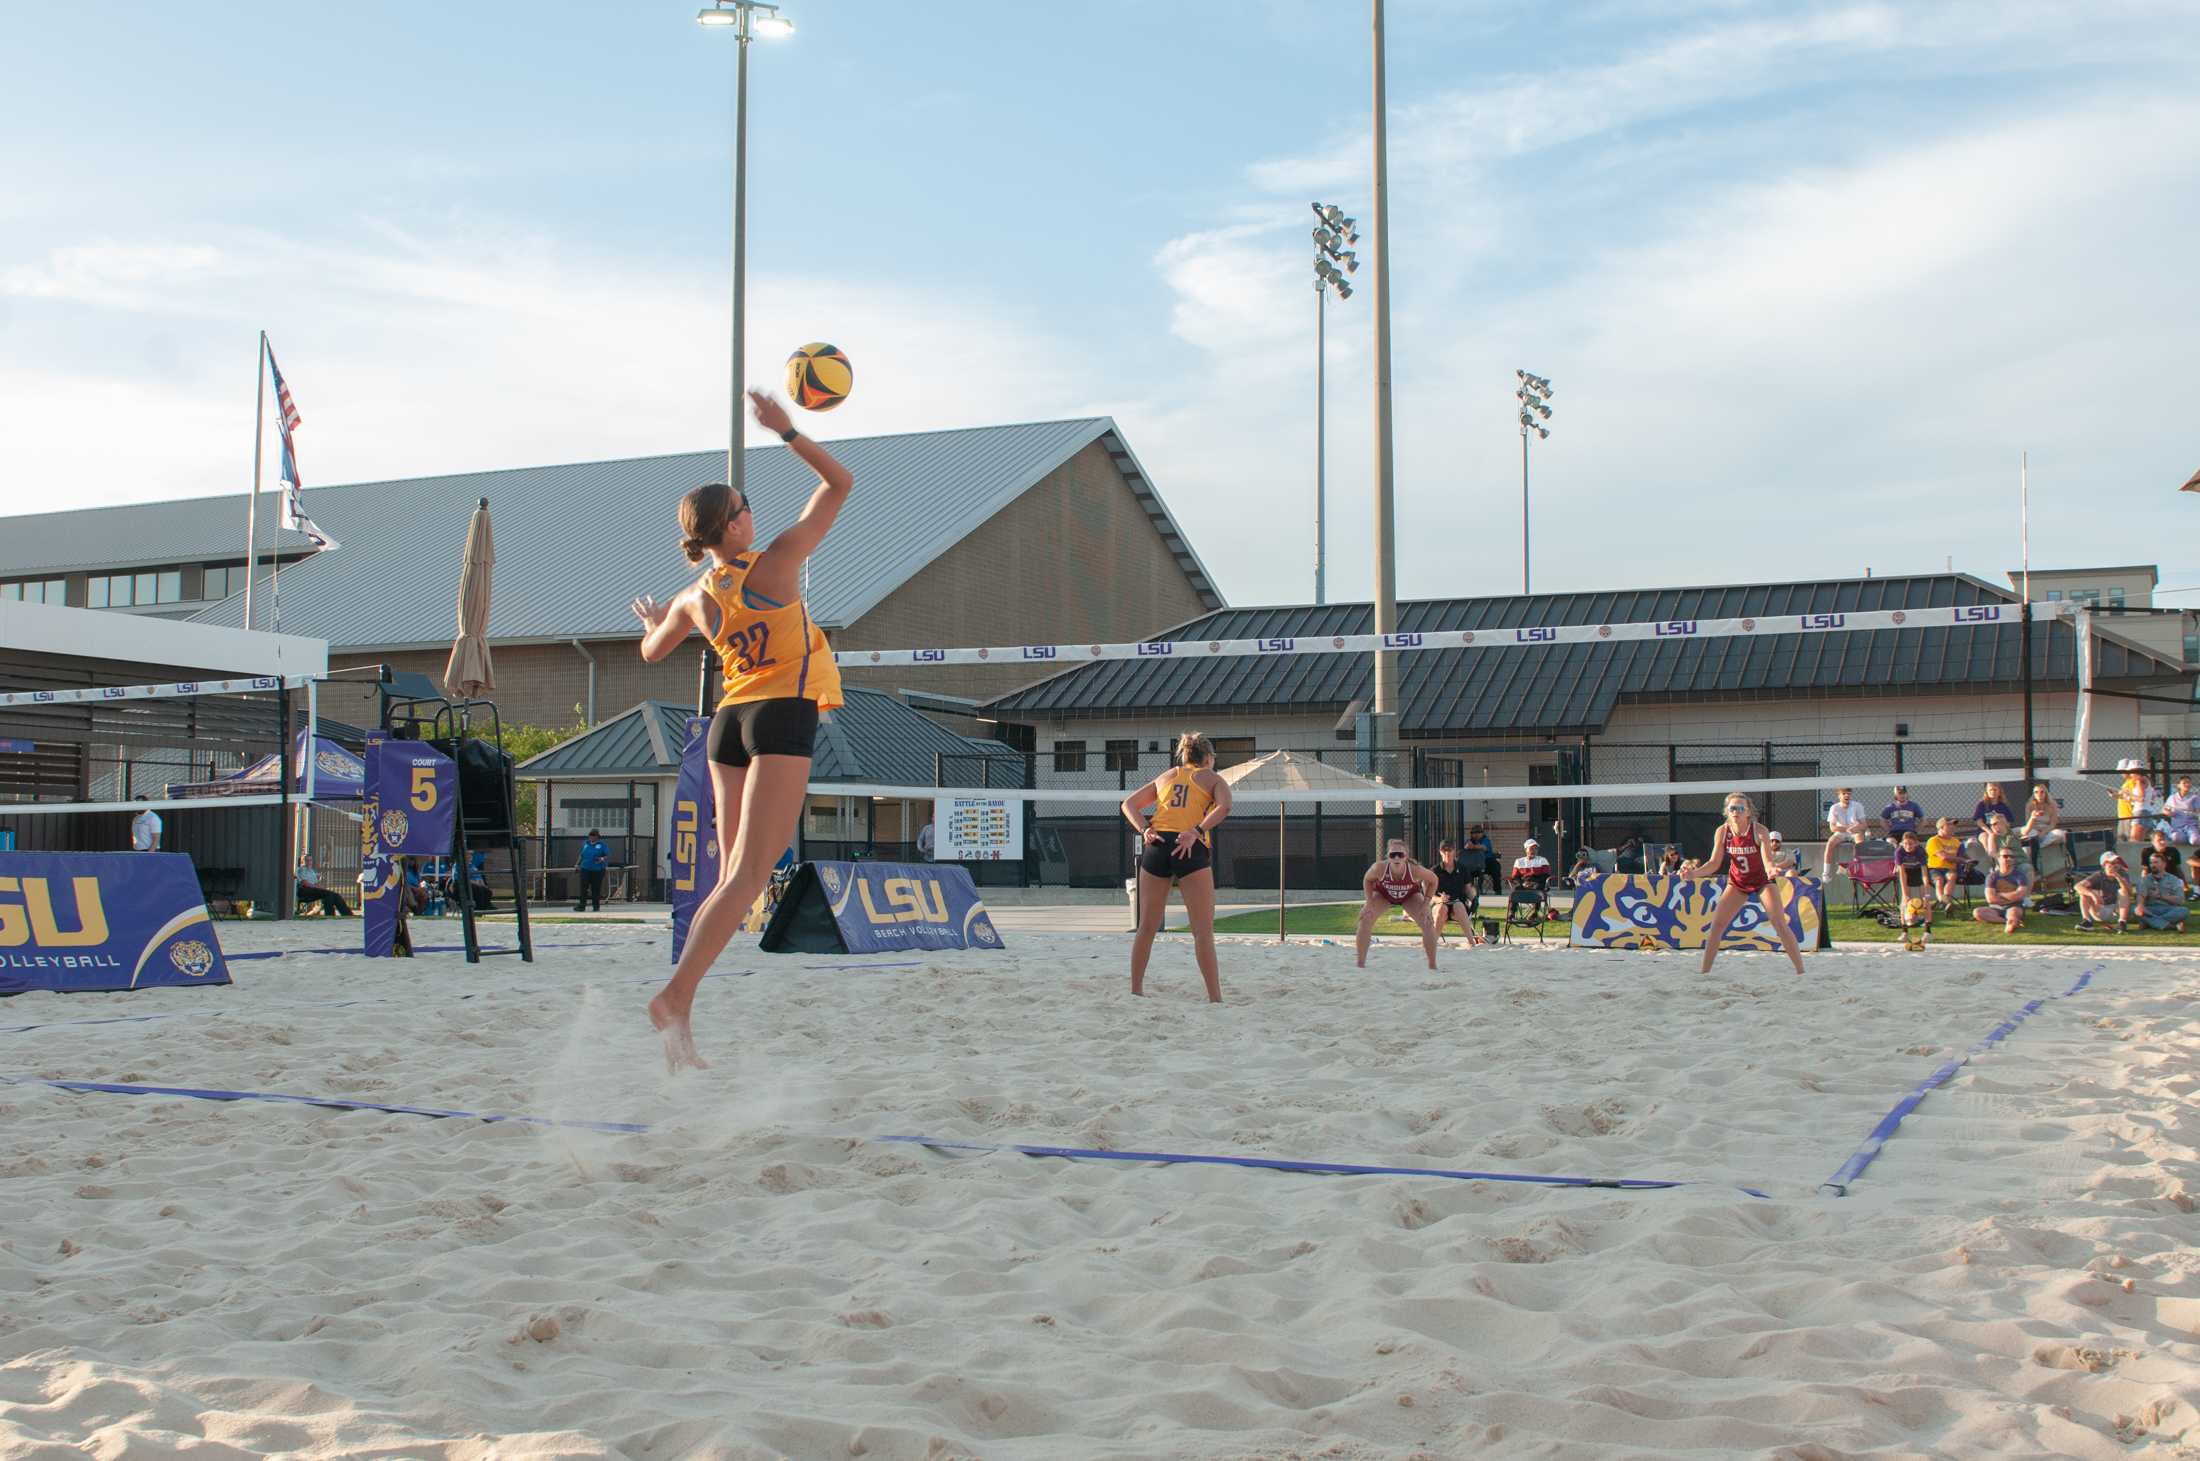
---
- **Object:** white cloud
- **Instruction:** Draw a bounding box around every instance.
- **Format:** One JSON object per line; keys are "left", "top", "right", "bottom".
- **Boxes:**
{"left": 0, "top": 224, "right": 1096, "bottom": 513}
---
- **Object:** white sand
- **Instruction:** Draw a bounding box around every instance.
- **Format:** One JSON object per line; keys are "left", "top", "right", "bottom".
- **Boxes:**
{"left": 2, "top": 924, "right": 2195, "bottom": 1459}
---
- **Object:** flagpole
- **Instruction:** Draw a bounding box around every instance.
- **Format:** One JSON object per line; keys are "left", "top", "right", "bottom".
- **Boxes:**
{"left": 244, "top": 332, "right": 267, "bottom": 631}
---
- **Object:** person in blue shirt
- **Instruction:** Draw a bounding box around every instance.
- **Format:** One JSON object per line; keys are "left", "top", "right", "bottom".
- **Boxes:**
{"left": 575, "top": 830, "right": 610, "bottom": 912}
{"left": 1881, "top": 786, "right": 1923, "bottom": 839}
{"left": 465, "top": 848, "right": 495, "bottom": 911}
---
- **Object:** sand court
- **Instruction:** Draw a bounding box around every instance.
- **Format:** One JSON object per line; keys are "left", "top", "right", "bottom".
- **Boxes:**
{"left": 2, "top": 925, "right": 2196, "bottom": 1458}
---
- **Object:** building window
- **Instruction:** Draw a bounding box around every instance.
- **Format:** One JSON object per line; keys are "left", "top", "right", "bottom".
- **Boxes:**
{"left": 562, "top": 797, "right": 636, "bottom": 831}
{"left": 87, "top": 571, "right": 183, "bottom": 609}
{"left": 1210, "top": 736, "right": 1256, "bottom": 769}
{"left": 2108, "top": 587, "right": 2127, "bottom": 609}
{"left": 1104, "top": 739, "right": 1139, "bottom": 773}
{"left": 2045, "top": 589, "right": 2062, "bottom": 602}
{"left": 1051, "top": 740, "right": 1087, "bottom": 773}
{"left": 2069, "top": 588, "right": 2101, "bottom": 608}
{"left": 203, "top": 565, "right": 246, "bottom": 600}
{"left": 1, "top": 579, "right": 66, "bottom": 604}
{"left": 2184, "top": 628, "right": 2198, "bottom": 666}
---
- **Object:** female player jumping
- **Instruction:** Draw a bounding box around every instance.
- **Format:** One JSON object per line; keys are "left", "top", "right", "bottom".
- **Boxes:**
{"left": 633, "top": 390, "right": 850, "bottom": 1069}
{"left": 1122, "top": 733, "right": 1232, "bottom": 1002}
{"left": 1681, "top": 792, "right": 1806, "bottom": 976}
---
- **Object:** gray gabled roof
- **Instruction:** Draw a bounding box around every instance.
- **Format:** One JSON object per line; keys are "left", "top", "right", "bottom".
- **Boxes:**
{"left": 983, "top": 574, "right": 2190, "bottom": 737}
{"left": 516, "top": 701, "right": 691, "bottom": 778}
{"left": 0, "top": 417, "right": 1220, "bottom": 649}
{"left": 0, "top": 494, "right": 317, "bottom": 578}
{"left": 517, "top": 690, "right": 1020, "bottom": 788}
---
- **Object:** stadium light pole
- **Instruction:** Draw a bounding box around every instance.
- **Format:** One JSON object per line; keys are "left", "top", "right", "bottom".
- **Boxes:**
{"left": 1369, "top": 0, "right": 1398, "bottom": 755}
{"left": 1311, "top": 202, "right": 1358, "bottom": 606}
{"left": 1515, "top": 370, "right": 1552, "bottom": 595}
{"left": 696, "top": 0, "right": 793, "bottom": 711}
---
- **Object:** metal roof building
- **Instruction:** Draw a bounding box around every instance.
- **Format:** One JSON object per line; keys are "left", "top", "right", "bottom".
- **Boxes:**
{"left": 983, "top": 574, "right": 2187, "bottom": 736}
{"left": 170, "top": 417, "right": 1218, "bottom": 648}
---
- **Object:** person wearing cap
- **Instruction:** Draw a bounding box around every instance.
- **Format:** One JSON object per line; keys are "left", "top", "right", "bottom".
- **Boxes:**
{"left": 2163, "top": 775, "right": 2200, "bottom": 846}
{"left": 1765, "top": 830, "right": 1799, "bottom": 875}
{"left": 2136, "top": 850, "right": 2187, "bottom": 933}
{"left": 1507, "top": 837, "right": 1552, "bottom": 919}
{"left": 2116, "top": 759, "right": 2159, "bottom": 842}
{"left": 1881, "top": 786, "right": 1924, "bottom": 840}
{"left": 2075, "top": 851, "right": 2134, "bottom": 932}
{"left": 1972, "top": 846, "right": 2032, "bottom": 934}
{"left": 1925, "top": 816, "right": 1966, "bottom": 911}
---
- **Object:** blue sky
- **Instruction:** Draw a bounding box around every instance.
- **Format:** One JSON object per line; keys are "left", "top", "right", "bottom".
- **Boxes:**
{"left": 4, "top": 1, "right": 2197, "bottom": 610}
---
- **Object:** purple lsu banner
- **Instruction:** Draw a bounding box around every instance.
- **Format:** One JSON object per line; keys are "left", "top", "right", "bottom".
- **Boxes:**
{"left": 1569, "top": 872, "right": 1827, "bottom": 952}
{"left": 0, "top": 852, "right": 231, "bottom": 995}
{"left": 368, "top": 737, "right": 455, "bottom": 858}
{"left": 669, "top": 716, "right": 719, "bottom": 964}
{"left": 795, "top": 861, "right": 1003, "bottom": 954}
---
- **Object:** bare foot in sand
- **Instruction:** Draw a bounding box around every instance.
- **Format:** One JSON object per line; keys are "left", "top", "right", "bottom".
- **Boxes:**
{"left": 647, "top": 991, "right": 710, "bottom": 1072}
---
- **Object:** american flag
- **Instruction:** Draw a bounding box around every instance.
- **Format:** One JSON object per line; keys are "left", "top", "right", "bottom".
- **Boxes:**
{"left": 265, "top": 344, "right": 338, "bottom": 551}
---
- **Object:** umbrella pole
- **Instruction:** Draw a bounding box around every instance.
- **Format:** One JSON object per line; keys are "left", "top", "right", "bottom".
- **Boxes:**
{"left": 1277, "top": 803, "right": 1286, "bottom": 943}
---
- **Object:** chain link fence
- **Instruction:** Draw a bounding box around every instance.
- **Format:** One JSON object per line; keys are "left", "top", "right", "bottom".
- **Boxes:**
{"left": 926, "top": 733, "right": 2185, "bottom": 891}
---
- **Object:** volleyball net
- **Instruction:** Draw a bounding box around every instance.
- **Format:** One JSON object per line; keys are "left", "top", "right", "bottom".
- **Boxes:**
{"left": 811, "top": 604, "right": 2183, "bottom": 886}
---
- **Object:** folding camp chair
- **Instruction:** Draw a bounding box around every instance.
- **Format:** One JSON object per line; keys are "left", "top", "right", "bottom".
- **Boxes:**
{"left": 1503, "top": 875, "right": 1553, "bottom": 941}
{"left": 1848, "top": 838, "right": 1901, "bottom": 916}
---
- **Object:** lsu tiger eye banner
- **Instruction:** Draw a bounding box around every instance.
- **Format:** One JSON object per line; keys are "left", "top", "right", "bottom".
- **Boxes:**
{"left": 0, "top": 852, "right": 231, "bottom": 995}
{"left": 1570, "top": 872, "right": 1827, "bottom": 952}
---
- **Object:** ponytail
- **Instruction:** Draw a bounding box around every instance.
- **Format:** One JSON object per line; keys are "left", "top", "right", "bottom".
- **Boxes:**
{"left": 679, "top": 483, "right": 741, "bottom": 564}
{"left": 1175, "top": 732, "right": 1212, "bottom": 768}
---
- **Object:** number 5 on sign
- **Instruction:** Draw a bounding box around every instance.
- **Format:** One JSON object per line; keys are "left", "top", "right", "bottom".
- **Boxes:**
{"left": 411, "top": 765, "right": 439, "bottom": 811}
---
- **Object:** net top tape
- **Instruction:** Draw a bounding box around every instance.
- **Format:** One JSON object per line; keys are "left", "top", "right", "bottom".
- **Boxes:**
{"left": 0, "top": 674, "right": 313, "bottom": 708}
{"left": 827, "top": 602, "right": 2075, "bottom": 669}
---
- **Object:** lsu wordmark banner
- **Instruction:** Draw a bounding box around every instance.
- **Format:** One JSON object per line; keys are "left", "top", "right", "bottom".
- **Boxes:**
{"left": 668, "top": 717, "right": 718, "bottom": 964}
{"left": 760, "top": 861, "right": 1004, "bottom": 955}
{"left": 1570, "top": 873, "right": 1828, "bottom": 952}
{"left": 0, "top": 852, "right": 231, "bottom": 996}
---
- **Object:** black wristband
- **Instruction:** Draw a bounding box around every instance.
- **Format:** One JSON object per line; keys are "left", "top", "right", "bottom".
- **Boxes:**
{"left": 779, "top": 426, "right": 799, "bottom": 444}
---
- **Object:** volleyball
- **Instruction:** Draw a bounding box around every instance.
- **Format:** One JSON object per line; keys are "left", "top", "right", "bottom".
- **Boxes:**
{"left": 785, "top": 342, "right": 852, "bottom": 411}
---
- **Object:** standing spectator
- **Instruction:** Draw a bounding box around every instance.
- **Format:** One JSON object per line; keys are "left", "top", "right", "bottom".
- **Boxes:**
{"left": 1821, "top": 787, "right": 1868, "bottom": 880}
{"left": 915, "top": 819, "right": 936, "bottom": 860}
{"left": 2137, "top": 852, "right": 2188, "bottom": 932}
{"left": 1615, "top": 836, "right": 1645, "bottom": 874}
{"left": 1880, "top": 785, "right": 1924, "bottom": 840}
{"left": 130, "top": 805, "right": 162, "bottom": 852}
{"left": 1970, "top": 781, "right": 2014, "bottom": 836}
{"left": 1658, "top": 844, "right": 1685, "bottom": 878}
{"left": 575, "top": 829, "right": 610, "bottom": 912}
{"left": 2115, "top": 759, "right": 2158, "bottom": 842}
{"left": 1894, "top": 829, "right": 1930, "bottom": 919}
{"left": 2146, "top": 828, "right": 2183, "bottom": 881}
{"left": 2076, "top": 852, "right": 2134, "bottom": 932}
{"left": 2018, "top": 784, "right": 2065, "bottom": 869}
{"left": 2162, "top": 775, "right": 2200, "bottom": 845}
{"left": 1972, "top": 847, "right": 2031, "bottom": 934}
{"left": 1464, "top": 825, "right": 1499, "bottom": 898}
{"left": 1926, "top": 816, "right": 1965, "bottom": 911}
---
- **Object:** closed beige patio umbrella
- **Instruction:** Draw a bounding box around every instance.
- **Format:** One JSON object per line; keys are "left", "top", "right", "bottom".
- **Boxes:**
{"left": 1218, "top": 749, "right": 1397, "bottom": 942}
{"left": 444, "top": 496, "right": 496, "bottom": 700}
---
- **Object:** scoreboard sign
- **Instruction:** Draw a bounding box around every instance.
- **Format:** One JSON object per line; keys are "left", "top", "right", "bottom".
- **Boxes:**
{"left": 936, "top": 795, "right": 1022, "bottom": 862}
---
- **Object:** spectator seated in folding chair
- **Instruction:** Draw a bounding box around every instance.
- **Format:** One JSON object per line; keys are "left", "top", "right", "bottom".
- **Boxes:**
{"left": 1925, "top": 817, "right": 1967, "bottom": 914}
{"left": 1504, "top": 839, "right": 1554, "bottom": 932}
{"left": 1846, "top": 836, "right": 1902, "bottom": 916}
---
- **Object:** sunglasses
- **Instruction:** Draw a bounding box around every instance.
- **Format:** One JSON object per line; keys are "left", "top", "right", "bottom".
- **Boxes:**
{"left": 1387, "top": 851, "right": 1407, "bottom": 860}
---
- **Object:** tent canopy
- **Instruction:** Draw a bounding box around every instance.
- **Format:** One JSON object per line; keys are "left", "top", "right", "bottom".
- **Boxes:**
{"left": 1217, "top": 748, "right": 1393, "bottom": 804}
{"left": 166, "top": 732, "right": 366, "bottom": 802}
